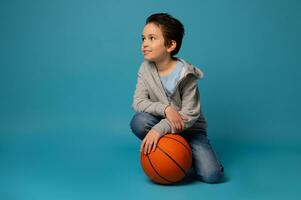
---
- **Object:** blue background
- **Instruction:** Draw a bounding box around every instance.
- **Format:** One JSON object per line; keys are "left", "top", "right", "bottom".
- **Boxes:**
{"left": 1, "top": 0, "right": 300, "bottom": 199}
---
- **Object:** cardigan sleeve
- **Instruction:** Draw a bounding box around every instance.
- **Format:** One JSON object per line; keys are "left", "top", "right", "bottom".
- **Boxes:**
{"left": 132, "top": 71, "right": 169, "bottom": 117}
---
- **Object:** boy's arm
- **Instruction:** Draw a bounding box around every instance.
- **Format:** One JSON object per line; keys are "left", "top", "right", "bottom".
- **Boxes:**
{"left": 151, "top": 118, "right": 172, "bottom": 136}
{"left": 153, "top": 76, "right": 201, "bottom": 136}
{"left": 132, "top": 72, "right": 169, "bottom": 117}
{"left": 178, "top": 75, "right": 201, "bottom": 130}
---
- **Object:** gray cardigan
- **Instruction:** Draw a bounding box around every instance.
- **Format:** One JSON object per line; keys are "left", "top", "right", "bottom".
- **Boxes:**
{"left": 132, "top": 58, "right": 207, "bottom": 136}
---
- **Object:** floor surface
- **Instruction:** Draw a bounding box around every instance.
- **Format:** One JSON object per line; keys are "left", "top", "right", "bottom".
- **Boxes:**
{"left": 1, "top": 115, "right": 300, "bottom": 200}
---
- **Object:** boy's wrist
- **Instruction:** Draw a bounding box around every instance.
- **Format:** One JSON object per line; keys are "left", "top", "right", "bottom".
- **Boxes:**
{"left": 164, "top": 105, "right": 171, "bottom": 115}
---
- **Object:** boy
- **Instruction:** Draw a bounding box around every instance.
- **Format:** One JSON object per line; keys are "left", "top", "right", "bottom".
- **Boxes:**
{"left": 130, "top": 13, "right": 224, "bottom": 183}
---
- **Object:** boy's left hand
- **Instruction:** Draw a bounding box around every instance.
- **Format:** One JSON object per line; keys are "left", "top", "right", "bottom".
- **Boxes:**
{"left": 140, "top": 129, "right": 161, "bottom": 155}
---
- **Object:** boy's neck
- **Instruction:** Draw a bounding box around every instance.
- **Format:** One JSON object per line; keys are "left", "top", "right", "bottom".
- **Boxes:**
{"left": 155, "top": 57, "right": 177, "bottom": 72}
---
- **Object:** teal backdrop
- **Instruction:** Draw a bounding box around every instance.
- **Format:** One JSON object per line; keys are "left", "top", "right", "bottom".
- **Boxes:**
{"left": 1, "top": 0, "right": 300, "bottom": 199}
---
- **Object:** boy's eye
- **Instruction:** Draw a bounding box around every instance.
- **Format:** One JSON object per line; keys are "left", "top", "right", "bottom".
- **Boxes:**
{"left": 141, "top": 36, "right": 156, "bottom": 41}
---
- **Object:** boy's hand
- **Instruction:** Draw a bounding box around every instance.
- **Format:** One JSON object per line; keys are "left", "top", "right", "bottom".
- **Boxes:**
{"left": 140, "top": 129, "right": 161, "bottom": 155}
{"left": 165, "top": 106, "right": 187, "bottom": 131}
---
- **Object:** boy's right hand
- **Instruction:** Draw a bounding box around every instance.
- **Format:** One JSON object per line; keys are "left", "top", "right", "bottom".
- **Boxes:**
{"left": 165, "top": 106, "right": 186, "bottom": 131}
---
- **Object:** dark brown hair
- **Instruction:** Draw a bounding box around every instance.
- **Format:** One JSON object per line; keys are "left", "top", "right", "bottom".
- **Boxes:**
{"left": 146, "top": 13, "right": 185, "bottom": 56}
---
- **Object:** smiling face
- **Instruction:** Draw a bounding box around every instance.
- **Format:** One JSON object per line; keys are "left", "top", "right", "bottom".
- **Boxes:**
{"left": 141, "top": 23, "right": 175, "bottom": 63}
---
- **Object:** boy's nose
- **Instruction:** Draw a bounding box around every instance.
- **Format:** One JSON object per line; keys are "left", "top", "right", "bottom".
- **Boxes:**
{"left": 142, "top": 42, "right": 148, "bottom": 48}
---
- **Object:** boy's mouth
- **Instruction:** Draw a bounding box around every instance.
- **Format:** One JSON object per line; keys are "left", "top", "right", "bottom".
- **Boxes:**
{"left": 143, "top": 50, "right": 152, "bottom": 55}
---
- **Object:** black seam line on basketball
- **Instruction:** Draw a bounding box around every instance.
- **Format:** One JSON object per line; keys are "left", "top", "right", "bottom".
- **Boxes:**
{"left": 163, "top": 136, "right": 191, "bottom": 154}
{"left": 157, "top": 146, "right": 186, "bottom": 176}
{"left": 147, "top": 154, "right": 174, "bottom": 184}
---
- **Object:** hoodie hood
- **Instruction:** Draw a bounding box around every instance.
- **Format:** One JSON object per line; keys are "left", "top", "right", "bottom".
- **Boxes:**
{"left": 177, "top": 58, "right": 204, "bottom": 80}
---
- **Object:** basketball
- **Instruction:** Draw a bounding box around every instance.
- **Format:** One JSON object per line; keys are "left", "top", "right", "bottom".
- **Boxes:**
{"left": 140, "top": 133, "right": 192, "bottom": 184}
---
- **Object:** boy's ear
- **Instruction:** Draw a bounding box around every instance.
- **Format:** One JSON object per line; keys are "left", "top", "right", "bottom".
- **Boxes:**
{"left": 167, "top": 40, "right": 177, "bottom": 53}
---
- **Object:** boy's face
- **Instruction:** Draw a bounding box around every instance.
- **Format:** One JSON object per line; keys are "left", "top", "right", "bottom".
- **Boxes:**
{"left": 141, "top": 23, "right": 174, "bottom": 62}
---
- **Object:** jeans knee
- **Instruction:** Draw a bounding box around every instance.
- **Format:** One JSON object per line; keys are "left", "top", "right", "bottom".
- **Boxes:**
{"left": 130, "top": 112, "right": 153, "bottom": 140}
{"left": 196, "top": 166, "right": 224, "bottom": 184}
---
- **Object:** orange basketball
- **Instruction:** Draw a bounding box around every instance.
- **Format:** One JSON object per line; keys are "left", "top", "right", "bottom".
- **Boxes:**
{"left": 140, "top": 133, "right": 192, "bottom": 184}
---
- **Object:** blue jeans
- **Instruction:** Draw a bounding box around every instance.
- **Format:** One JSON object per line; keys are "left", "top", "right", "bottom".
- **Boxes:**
{"left": 130, "top": 112, "right": 224, "bottom": 183}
